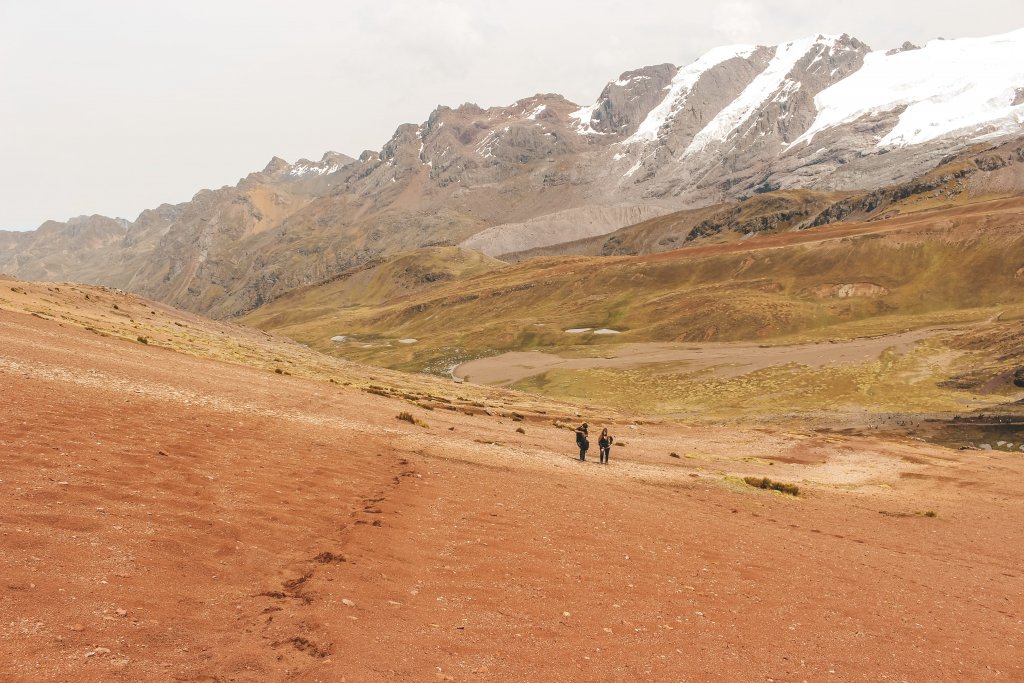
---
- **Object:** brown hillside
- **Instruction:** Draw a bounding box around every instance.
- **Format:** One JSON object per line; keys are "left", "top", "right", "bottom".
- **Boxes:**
{"left": 3, "top": 280, "right": 1024, "bottom": 680}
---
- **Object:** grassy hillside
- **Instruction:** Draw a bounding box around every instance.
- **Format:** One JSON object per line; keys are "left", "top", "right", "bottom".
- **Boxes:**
{"left": 244, "top": 198, "right": 1024, "bottom": 374}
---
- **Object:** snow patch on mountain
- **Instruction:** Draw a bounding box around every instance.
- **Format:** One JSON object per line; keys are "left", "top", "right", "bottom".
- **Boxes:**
{"left": 569, "top": 103, "right": 605, "bottom": 135}
{"left": 289, "top": 162, "right": 340, "bottom": 177}
{"left": 626, "top": 44, "right": 757, "bottom": 144}
{"left": 684, "top": 35, "right": 836, "bottom": 156}
{"left": 793, "top": 29, "right": 1024, "bottom": 149}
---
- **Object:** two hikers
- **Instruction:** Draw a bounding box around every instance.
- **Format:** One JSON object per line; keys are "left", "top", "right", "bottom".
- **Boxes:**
{"left": 574, "top": 423, "right": 613, "bottom": 463}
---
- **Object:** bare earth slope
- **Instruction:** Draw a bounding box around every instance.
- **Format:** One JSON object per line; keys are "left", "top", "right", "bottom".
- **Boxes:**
{"left": 2, "top": 281, "right": 1023, "bottom": 681}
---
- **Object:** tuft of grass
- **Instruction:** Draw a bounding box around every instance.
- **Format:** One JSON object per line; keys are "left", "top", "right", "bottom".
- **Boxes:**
{"left": 669, "top": 452, "right": 680, "bottom": 458}
{"left": 919, "top": 510, "right": 937, "bottom": 518}
{"left": 137, "top": 335, "right": 148, "bottom": 344}
{"left": 743, "top": 476, "right": 800, "bottom": 496}
{"left": 396, "top": 411, "right": 428, "bottom": 428}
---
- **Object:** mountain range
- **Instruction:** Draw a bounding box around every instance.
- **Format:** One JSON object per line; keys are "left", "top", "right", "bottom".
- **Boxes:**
{"left": 1, "top": 29, "right": 1023, "bottom": 318}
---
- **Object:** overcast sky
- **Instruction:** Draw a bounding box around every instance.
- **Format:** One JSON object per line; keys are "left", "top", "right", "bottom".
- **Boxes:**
{"left": 2, "top": 0, "right": 1023, "bottom": 231}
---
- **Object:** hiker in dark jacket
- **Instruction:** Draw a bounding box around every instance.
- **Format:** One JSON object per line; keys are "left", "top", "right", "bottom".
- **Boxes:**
{"left": 598, "top": 427, "right": 613, "bottom": 464}
{"left": 575, "top": 422, "right": 589, "bottom": 461}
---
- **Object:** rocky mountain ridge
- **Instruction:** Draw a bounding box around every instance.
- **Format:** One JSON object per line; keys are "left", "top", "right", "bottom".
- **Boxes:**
{"left": 2, "top": 29, "right": 1022, "bottom": 317}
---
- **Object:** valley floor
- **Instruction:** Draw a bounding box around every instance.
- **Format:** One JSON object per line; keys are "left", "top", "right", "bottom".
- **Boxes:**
{"left": 2, "top": 308, "right": 1024, "bottom": 681}
{"left": 452, "top": 328, "right": 940, "bottom": 386}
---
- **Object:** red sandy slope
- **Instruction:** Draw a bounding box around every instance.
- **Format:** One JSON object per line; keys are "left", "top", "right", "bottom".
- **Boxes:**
{"left": 2, "top": 308, "right": 1023, "bottom": 681}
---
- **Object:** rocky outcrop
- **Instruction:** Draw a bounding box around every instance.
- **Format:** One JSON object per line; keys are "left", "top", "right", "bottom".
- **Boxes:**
{"left": 586, "top": 64, "right": 679, "bottom": 137}
{"left": 811, "top": 283, "right": 890, "bottom": 299}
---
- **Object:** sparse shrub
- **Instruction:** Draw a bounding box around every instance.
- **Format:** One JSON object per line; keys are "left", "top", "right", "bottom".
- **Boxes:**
{"left": 137, "top": 336, "right": 148, "bottom": 344}
{"left": 516, "top": 427, "right": 526, "bottom": 434}
{"left": 743, "top": 476, "right": 799, "bottom": 496}
{"left": 669, "top": 452, "right": 680, "bottom": 458}
{"left": 397, "top": 411, "right": 428, "bottom": 428}
{"left": 274, "top": 368, "right": 283, "bottom": 374}
{"left": 511, "top": 412, "right": 525, "bottom": 422}
{"left": 112, "top": 304, "right": 119, "bottom": 310}
{"left": 364, "top": 387, "right": 390, "bottom": 397}
{"left": 920, "top": 510, "right": 937, "bottom": 518}
{"left": 615, "top": 441, "right": 625, "bottom": 447}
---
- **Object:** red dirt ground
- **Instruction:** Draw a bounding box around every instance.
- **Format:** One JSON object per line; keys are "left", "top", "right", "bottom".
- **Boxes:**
{"left": 2, "top": 305, "right": 1023, "bottom": 681}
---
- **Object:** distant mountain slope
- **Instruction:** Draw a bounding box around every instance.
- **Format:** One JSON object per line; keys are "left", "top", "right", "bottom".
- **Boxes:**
{"left": 2, "top": 29, "right": 1023, "bottom": 316}
{"left": 243, "top": 197, "right": 1024, "bottom": 400}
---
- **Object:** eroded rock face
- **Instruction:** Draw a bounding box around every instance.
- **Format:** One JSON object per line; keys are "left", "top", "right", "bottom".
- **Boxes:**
{"left": 588, "top": 64, "right": 679, "bottom": 137}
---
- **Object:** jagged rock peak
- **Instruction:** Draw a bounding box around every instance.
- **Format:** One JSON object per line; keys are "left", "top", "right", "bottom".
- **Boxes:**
{"left": 262, "top": 156, "right": 290, "bottom": 174}
{"left": 886, "top": 41, "right": 921, "bottom": 56}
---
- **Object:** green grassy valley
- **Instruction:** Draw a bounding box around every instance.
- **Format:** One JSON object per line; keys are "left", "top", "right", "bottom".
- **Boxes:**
{"left": 243, "top": 196, "right": 1024, "bottom": 419}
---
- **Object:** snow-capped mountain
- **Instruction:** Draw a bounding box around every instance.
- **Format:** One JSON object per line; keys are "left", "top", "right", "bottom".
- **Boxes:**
{"left": 795, "top": 31, "right": 1024, "bottom": 149}
{"left": 583, "top": 29, "right": 1024, "bottom": 198}
{"left": 2, "top": 29, "right": 1023, "bottom": 314}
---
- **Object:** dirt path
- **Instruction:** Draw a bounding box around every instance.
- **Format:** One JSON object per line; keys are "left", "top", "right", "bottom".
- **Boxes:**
{"left": 2, "top": 309, "right": 1023, "bottom": 681}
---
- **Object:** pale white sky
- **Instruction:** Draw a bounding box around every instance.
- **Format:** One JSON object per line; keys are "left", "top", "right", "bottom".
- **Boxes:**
{"left": 2, "top": 0, "right": 1023, "bottom": 230}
